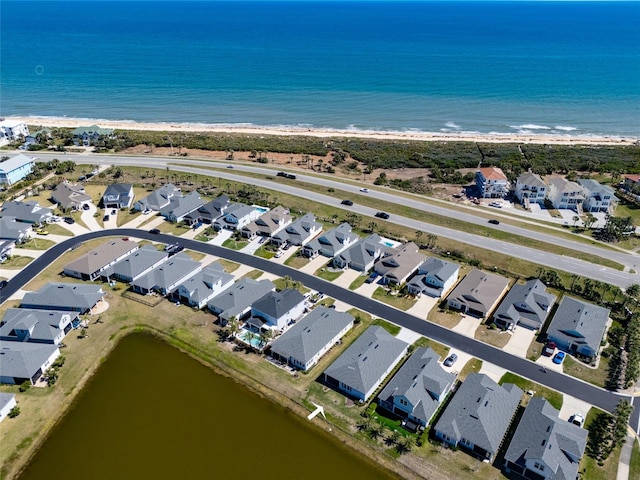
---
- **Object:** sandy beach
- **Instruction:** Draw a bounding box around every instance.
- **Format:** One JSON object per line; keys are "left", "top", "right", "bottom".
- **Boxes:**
{"left": 6, "top": 116, "right": 638, "bottom": 146}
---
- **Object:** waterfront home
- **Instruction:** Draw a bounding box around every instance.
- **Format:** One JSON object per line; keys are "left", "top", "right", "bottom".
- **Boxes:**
{"left": 0, "top": 200, "right": 53, "bottom": 225}
{"left": 378, "top": 347, "right": 456, "bottom": 429}
{"left": 213, "top": 203, "right": 262, "bottom": 231}
{"left": 434, "top": 373, "right": 522, "bottom": 461}
{"left": 21, "top": 283, "right": 105, "bottom": 314}
{"left": 25, "top": 128, "right": 52, "bottom": 146}
{"left": 71, "top": 125, "right": 114, "bottom": 146}
{"left": 207, "top": 278, "right": 276, "bottom": 325}
{"left": 323, "top": 325, "right": 408, "bottom": 402}
{"left": 492, "top": 279, "right": 556, "bottom": 331}
{"left": 446, "top": 268, "right": 510, "bottom": 318}
{"left": 374, "top": 242, "right": 425, "bottom": 286}
{"left": 301, "top": 222, "right": 359, "bottom": 259}
{"left": 0, "top": 217, "right": 31, "bottom": 243}
{"left": 159, "top": 191, "right": 204, "bottom": 223}
{"left": 476, "top": 167, "right": 509, "bottom": 199}
{"left": 131, "top": 252, "right": 201, "bottom": 296}
{"left": 184, "top": 194, "right": 230, "bottom": 225}
{"left": 333, "top": 234, "right": 386, "bottom": 272}
{"left": 133, "top": 183, "right": 180, "bottom": 212}
{"left": 63, "top": 238, "right": 139, "bottom": 281}
{"left": 623, "top": 174, "right": 640, "bottom": 194}
{"left": 0, "top": 154, "right": 35, "bottom": 185}
{"left": 241, "top": 205, "right": 291, "bottom": 239}
{"left": 271, "top": 213, "right": 322, "bottom": 248}
{"left": 101, "top": 244, "right": 169, "bottom": 283}
{"left": 0, "top": 341, "right": 61, "bottom": 385}
{"left": 0, "top": 120, "right": 29, "bottom": 146}
{"left": 249, "top": 288, "right": 306, "bottom": 331}
{"left": 269, "top": 307, "right": 354, "bottom": 371}
{"left": 504, "top": 396, "right": 587, "bottom": 480}
{"left": 515, "top": 172, "right": 548, "bottom": 207}
{"left": 51, "top": 181, "right": 92, "bottom": 211}
{"left": 101, "top": 183, "right": 134, "bottom": 209}
{"left": 577, "top": 179, "right": 618, "bottom": 214}
{"left": 0, "top": 308, "right": 76, "bottom": 345}
{"left": 171, "top": 262, "right": 234, "bottom": 309}
{"left": 0, "top": 393, "right": 17, "bottom": 422}
{"left": 547, "top": 178, "right": 584, "bottom": 212}
{"left": 546, "top": 296, "right": 610, "bottom": 360}
{"left": 406, "top": 257, "right": 460, "bottom": 298}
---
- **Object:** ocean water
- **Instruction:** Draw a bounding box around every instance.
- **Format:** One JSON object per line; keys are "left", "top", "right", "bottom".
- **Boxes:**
{"left": 1, "top": 1, "right": 639, "bottom": 137}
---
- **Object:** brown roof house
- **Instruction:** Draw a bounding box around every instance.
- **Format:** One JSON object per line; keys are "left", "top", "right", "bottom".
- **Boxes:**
{"left": 446, "top": 268, "right": 510, "bottom": 318}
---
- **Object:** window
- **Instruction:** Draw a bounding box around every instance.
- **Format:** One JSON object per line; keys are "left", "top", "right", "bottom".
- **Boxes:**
{"left": 534, "top": 462, "right": 545, "bottom": 471}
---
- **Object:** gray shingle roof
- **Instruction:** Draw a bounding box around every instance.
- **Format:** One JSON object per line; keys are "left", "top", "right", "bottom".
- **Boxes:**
{"left": 102, "top": 183, "right": 133, "bottom": 207}
{"left": 63, "top": 238, "right": 139, "bottom": 278}
{"left": 132, "top": 252, "right": 201, "bottom": 292}
{"left": 493, "top": 279, "right": 556, "bottom": 329}
{"left": 160, "top": 191, "right": 203, "bottom": 220}
{"left": 243, "top": 205, "right": 292, "bottom": 236}
{"left": 20, "top": 283, "right": 104, "bottom": 312}
{"left": 446, "top": 268, "right": 510, "bottom": 316}
{"left": 435, "top": 373, "right": 522, "bottom": 457}
{"left": 251, "top": 288, "right": 306, "bottom": 320}
{"left": 135, "top": 184, "right": 180, "bottom": 211}
{"left": 0, "top": 201, "right": 53, "bottom": 224}
{"left": 214, "top": 203, "right": 257, "bottom": 229}
{"left": 378, "top": 347, "right": 456, "bottom": 425}
{"left": 546, "top": 296, "right": 610, "bottom": 354}
{"left": 0, "top": 392, "right": 15, "bottom": 412}
{"left": 269, "top": 307, "right": 354, "bottom": 369}
{"left": 303, "top": 222, "right": 359, "bottom": 257}
{"left": 0, "top": 217, "right": 30, "bottom": 241}
{"left": 273, "top": 213, "right": 321, "bottom": 245}
{"left": 51, "top": 182, "right": 91, "bottom": 209}
{"left": 0, "top": 308, "right": 76, "bottom": 344}
{"left": 505, "top": 397, "right": 587, "bottom": 479}
{"left": 185, "top": 194, "right": 230, "bottom": 223}
{"left": 207, "top": 278, "right": 275, "bottom": 321}
{"left": 516, "top": 172, "right": 547, "bottom": 188}
{"left": 374, "top": 242, "right": 426, "bottom": 283}
{"left": 103, "top": 244, "right": 168, "bottom": 280}
{"left": 0, "top": 341, "right": 59, "bottom": 381}
{"left": 334, "top": 234, "right": 384, "bottom": 270}
{"left": 324, "top": 325, "right": 408, "bottom": 397}
{"left": 172, "top": 262, "right": 234, "bottom": 305}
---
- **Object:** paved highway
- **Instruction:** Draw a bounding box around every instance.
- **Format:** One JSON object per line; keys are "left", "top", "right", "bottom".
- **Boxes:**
{"left": 1, "top": 228, "right": 636, "bottom": 431}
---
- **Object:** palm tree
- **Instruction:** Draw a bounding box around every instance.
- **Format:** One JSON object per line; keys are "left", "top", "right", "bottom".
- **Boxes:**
{"left": 259, "top": 329, "right": 273, "bottom": 349}
{"left": 356, "top": 416, "right": 372, "bottom": 432}
{"left": 226, "top": 317, "right": 239, "bottom": 338}
{"left": 367, "top": 221, "right": 377, "bottom": 233}
{"left": 415, "top": 230, "right": 424, "bottom": 247}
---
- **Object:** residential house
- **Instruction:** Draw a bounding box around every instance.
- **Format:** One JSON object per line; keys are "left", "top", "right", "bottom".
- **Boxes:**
{"left": 51, "top": 181, "right": 92, "bottom": 211}
{"left": 622, "top": 174, "right": 640, "bottom": 195}
{"left": 504, "top": 397, "right": 587, "bottom": 480}
{"left": 0, "top": 200, "right": 53, "bottom": 225}
{"left": 0, "top": 393, "right": 17, "bottom": 422}
{"left": 0, "top": 154, "right": 35, "bottom": 185}
{"left": 71, "top": 125, "right": 114, "bottom": 146}
{"left": 25, "top": 128, "right": 52, "bottom": 146}
{"left": 0, "top": 120, "right": 29, "bottom": 146}
{"left": 133, "top": 184, "right": 180, "bottom": 212}
{"left": 20, "top": 283, "right": 105, "bottom": 314}
{"left": 434, "top": 373, "right": 522, "bottom": 461}
{"left": 130, "top": 252, "right": 201, "bottom": 296}
{"left": 271, "top": 213, "right": 322, "bottom": 248}
{"left": 160, "top": 191, "right": 204, "bottom": 223}
{"left": 301, "top": 222, "right": 359, "bottom": 259}
{"left": 378, "top": 347, "right": 456, "bottom": 429}
{"left": 406, "top": 257, "right": 460, "bottom": 297}
{"left": 101, "top": 183, "right": 134, "bottom": 209}
{"left": 0, "top": 217, "right": 31, "bottom": 243}
{"left": 374, "top": 242, "right": 426, "bottom": 286}
{"left": 63, "top": 238, "right": 139, "bottom": 281}
{"left": 476, "top": 167, "right": 510, "bottom": 199}
{"left": 492, "top": 279, "right": 556, "bottom": 331}
{"left": 0, "top": 341, "right": 60, "bottom": 385}
{"left": 547, "top": 178, "right": 584, "bottom": 211}
{"left": 333, "top": 234, "right": 386, "bottom": 272}
{"left": 269, "top": 307, "right": 354, "bottom": 371}
{"left": 241, "top": 205, "right": 292, "bottom": 239}
{"left": 171, "top": 262, "right": 234, "bottom": 309}
{"left": 213, "top": 203, "right": 262, "bottom": 231}
{"left": 546, "top": 296, "right": 610, "bottom": 360}
{"left": 207, "top": 278, "right": 276, "bottom": 325}
{"left": 102, "top": 244, "right": 168, "bottom": 283}
{"left": 0, "top": 240, "right": 15, "bottom": 261}
{"left": 323, "top": 325, "right": 408, "bottom": 402}
{"left": 515, "top": 172, "right": 548, "bottom": 207}
{"left": 249, "top": 288, "right": 306, "bottom": 331}
{"left": 184, "top": 194, "right": 230, "bottom": 225}
{"left": 446, "top": 268, "right": 510, "bottom": 318}
{"left": 0, "top": 308, "right": 76, "bottom": 345}
{"left": 578, "top": 179, "right": 618, "bottom": 214}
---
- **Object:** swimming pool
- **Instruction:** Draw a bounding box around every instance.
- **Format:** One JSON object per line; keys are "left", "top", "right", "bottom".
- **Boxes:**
{"left": 253, "top": 206, "right": 269, "bottom": 214}
{"left": 237, "top": 329, "right": 266, "bottom": 349}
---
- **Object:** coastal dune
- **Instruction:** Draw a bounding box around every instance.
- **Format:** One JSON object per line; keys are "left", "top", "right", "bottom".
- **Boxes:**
{"left": 7, "top": 116, "right": 638, "bottom": 146}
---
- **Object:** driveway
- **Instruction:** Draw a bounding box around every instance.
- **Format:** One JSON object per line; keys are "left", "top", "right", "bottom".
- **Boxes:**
{"left": 333, "top": 269, "right": 361, "bottom": 289}
{"left": 558, "top": 394, "right": 592, "bottom": 422}
{"left": 396, "top": 327, "right": 422, "bottom": 345}
{"left": 103, "top": 209, "right": 119, "bottom": 230}
{"left": 536, "top": 353, "right": 564, "bottom": 373}
{"left": 239, "top": 237, "right": 264, "bottom": 255}
{"left": 180, "top": 224, "right": 206, "bottom": 240}
{"left": 354, "top": 278, "right": 382, "bottom": 297}
{"left": 451, "top": 313, "right": 482, "bottom": 338}
{"left": 479, "top": 362, "right": 508, "bottom": 383}
{"left": 406, "top": 295, "right": 439, "bottom": 319}
{"left": 503, "top": 327, "right": 536, "bottom": 357}
{"left": 81, "top": 203, "right": 102, "bottom": 231}
{"left": 11, "top": 248, "right": 46, "bottom": 259}
{"left": 208, "top": 229, "right": 233, "bottom": 246}
{"left": 270, "top": 246, "right": 299, "bottom": 265}
{"left": 57, "top": 220, "right": 91, "bottom": 236}
{"left": 440, "top": 350, "right": 474, "bottom": 377}
{"left": 122, "top": 211, "right": 153, "bottom": 229}
{"left": 300, "top": 254, "right": 331, "bottom": 275}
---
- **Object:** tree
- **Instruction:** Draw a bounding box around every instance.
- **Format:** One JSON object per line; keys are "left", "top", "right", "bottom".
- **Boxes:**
{"left": 425, "top": 233, "right": 438, "bottom": 250}
{"left": 415, "top": 230, "right": 424, "bottom": 247}
{"left": 18, "top": 380, "right": 31, "bottom": 392}
{"left": 572, "top": 215, "right": 580, "bottom": 227}
{"left": 367, "top": 221, "right": 377, "bottom": 233}
{"left": 259, "top": 329, "right": 273, "bottom": 349}
{"left": 612, "top": 400, "right": 633, "bottom": 447}
{"left": 583, "top": 213, "right": 597, "bottom": 230}
{"left": 7, "top": 406, "right": 20, "bottom": 419}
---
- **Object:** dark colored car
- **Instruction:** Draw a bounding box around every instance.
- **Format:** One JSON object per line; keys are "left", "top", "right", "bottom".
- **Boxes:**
{"left": 375, "top": 212, "right": 390, "bottom": 219}
{"left": 365, "top": 272, "right": 379, "bottom": 284}
{"left": 488, "top": 219, "right": 500, "bottom": 225}
{"left": 64, "top": 217, "right": 75, "bottom": 224}
{"left": 0, "top": 280, "right": 8, "bottom": 291}
{"left": 444, "top": 353, "right": 458, "bottom": 367}
{"left": 341, "top": 199, "right": 354, "bottom": 206}
{"left": 149, "top": 228, "right": 161, "bottom": 234}
{"left": 103, "top": 215, "right": 110, "bottom": 222}
{"left": 82, "top": 204, "right": 90, "bottom": 210}
{"left": 276, "top": 171, "right": 286, "bottom": 177}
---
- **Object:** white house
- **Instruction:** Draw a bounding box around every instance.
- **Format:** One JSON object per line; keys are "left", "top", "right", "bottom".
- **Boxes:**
{"left": 547, "top": 178, "right": 584, "bottom": 211}
{"left": 406, "top": 257, "right": 460, "bottom": 298}
{"left": 249, "top": 288, "right": 306, "bottom": 331}
{"left": 515, "top": 172, "right": 548, "bottom": 207}
{"left": 0, "top": 120, "right": 29, "bottom": 146}
{"left": 476, "top": 167, "right": 509, "bottom": 199}
{"left": 0, "top": 393, "right": 17, "bottom": 422}
{"left": 578, "top": 179, "right": 618, "bottom": 214}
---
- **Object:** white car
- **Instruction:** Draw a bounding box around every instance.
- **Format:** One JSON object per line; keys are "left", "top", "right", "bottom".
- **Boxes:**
{"left": 275, "top": 250, "right": 284, "bottom": 258}
{"left": 360, "top": 188, "right": 370, "bottom": 193}
{"left": 569, "top": 413, "right": 585, "bottom": 427}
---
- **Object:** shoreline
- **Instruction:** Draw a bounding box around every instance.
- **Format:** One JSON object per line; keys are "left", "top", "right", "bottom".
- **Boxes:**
{"left": 6, "top": 115, "right": 639, "bottom": 146}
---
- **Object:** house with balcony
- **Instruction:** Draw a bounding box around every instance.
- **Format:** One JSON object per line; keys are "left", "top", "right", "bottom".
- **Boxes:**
{"left": 0, "top": 154, "right": 35, "bottom": 185}
{"left": 301, "top": 222, "right": 359, "bottom": 259}
{"left": 0, "top": 120, "right": 29, "bottom": 146}
{"left": 63, "top": 238, "right": 139, "bottom": 281}
{"left": 476, "top": 167, "right": 509, "bottom": 199}
{"left": 446, "top": 268, "right": 510, "bottom": 318}
{"left": 170, "top": 262, "right": 234, "bottom": 309}
{"left": 434, "top": 373, "right": 522, "bottom": 461}
{"left": 0, "top": 308, "right": 76, "bottom": 345}
{"left": 241, "top": 206, "right": 291, "bottom": 239}
{"left": 133, "top": 184, "right": 180, "bottom": 212}
{"left": 374, "top": 242, "right": 425, "bottom": 286}
{"left": 213, "top": 203, "right": 262, "bottom": 231}
{"left": 0, "top": 201, "right": 53, "bottom": 225}
{"left": 101, "top": 183, "right": 134, "bottom": 209}
{"left": 51, "top": 181, "right": 92, "bottom": 211}
{"left": 271, "top": 213, "right": 322, "bottom": 248}
{"left": 547, "top": 178, "right": 584, "bottom": 212}
{"left": 515, "top": 172, "right": 548, "bottom": 207}
{"left": 406, "top": 257, "right": 460, "bottom": 298}
{"left": 184, "top": 194, "right": 230, "bottom": 225}
{"left": 577, "top": 179, "right": 618, "bottom": 214}
{"left": 71, "top": 125, "right": 114, "bottom": 146}
{"left": 492, "top": 279, "right": 556, "bottom": 331}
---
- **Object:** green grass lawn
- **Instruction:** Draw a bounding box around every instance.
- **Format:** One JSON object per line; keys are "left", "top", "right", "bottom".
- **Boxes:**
{"left": 254, "top": 245, "right": 276, "bottom": 259}
{"left": 217, "top": 259, "right": 240, "bottom": 273}
{"left": 314, "top": 265, "right": 344, "bottom": 282}
{"left": 116, "top": 209, "right": 142, "bottom": 227}
{"left": 156, "top": 221, "right": 191, "bottom": 236}
{"left": 412, "top": 336, "right": 450, "bottom": 360}
{"left": 221, "top": 238, "right": 248, "bottom": 250}
{"left": 630, "top": 438, "right": 640, "bottom": 480}
{"left": 44, "top": 223, "right": 73, "bottom": 236}
{"left": 0, "top": 256, "right": 34, "bottom": 269}
{"left": 499, "top": 372, "right": 563, "bottom": 410}
{"left": 457, "top": 358, "right": 482, "bottom": 381}
{"left": 581, "top": 407, "right": 622, "bottom": 480}
{"left": 563, "top": 355, "right": 609, "bottom": 388}
{"left": 372, "top": 287, "right": 416, "bottom": 311}
{"left": 241, "top": 269, "right": 264, "bottom": 280}
{"left": 284, "top": 254, "right": 308, "bottom": 269}
{"left": 371, "top": 319, "right": 401, "bottom": 336}
{"left": 349, "top": 274, "right": 369, "bottom": 290}
{"left": 16, "top": 238, "right": 56, "bottom": 251}
{"left": 474, "top": 323, "right": 511, "bottom": 348}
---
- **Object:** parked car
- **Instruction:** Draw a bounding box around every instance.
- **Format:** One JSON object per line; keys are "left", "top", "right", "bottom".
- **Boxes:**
{"left": 103, "top": 215, "right": 110, "bottom": 222}
{"left": 143, "top": 209, "right": 152, "bottom": 215}
{"left": 489, "top": 202, "right": 503, "bottom": 208}
{"left": 82, "top": 204, "right": 90, "bottom": 211}
{"left": 149, "top": 228, "right": 161, "bottom": 234}
{"left": 0, "top": 280, "right": 8, "bottom": 290}
{"left": 543, "top": 341, "right": 557, "bottom": 356}
{"left": 488, "top": 219, "right": 500, "bottom": 225}
{"left": 341, "top": 199, "right": 354, "bottom": 206}
{"left": 375, "top": 212, "right": 390, "bottom": 219}
{"left": 569, "top": 413, "right": 585, "bottom": 427}
{"left": 111, "top": 209, "right": 117, "bottom": 215}
{"left": 444, "top": 353, "right": 458, "bottom": 367}
{"left": 192, "top": 221, "right": 203, "bottom": 230}
{"left": 365, "top": 272, "right": 379, "bottom": 284}
{"left": 35, "top": 228, "right": 49, "bottom": 235}
{"left": 283, "top": 242, "right": 291, "bottom": 250}
{"left": 258, "top": 236, "right": 266, "bottom": 244}
{"left": 275, "top": 250, "right": 284, "bottom": 258}
{"left": 552, "top": 351, "right": 566, "bottom": 364}
{"left": 360, "top": 188, "right": 370, "bottom": 193}
{"left": 63, "top": 217, "right": 75, "bottom": 224}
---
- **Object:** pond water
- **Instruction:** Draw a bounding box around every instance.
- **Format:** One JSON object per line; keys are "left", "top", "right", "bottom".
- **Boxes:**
{"left": 18, "top": 333, "right": 396, "bottom": 480}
